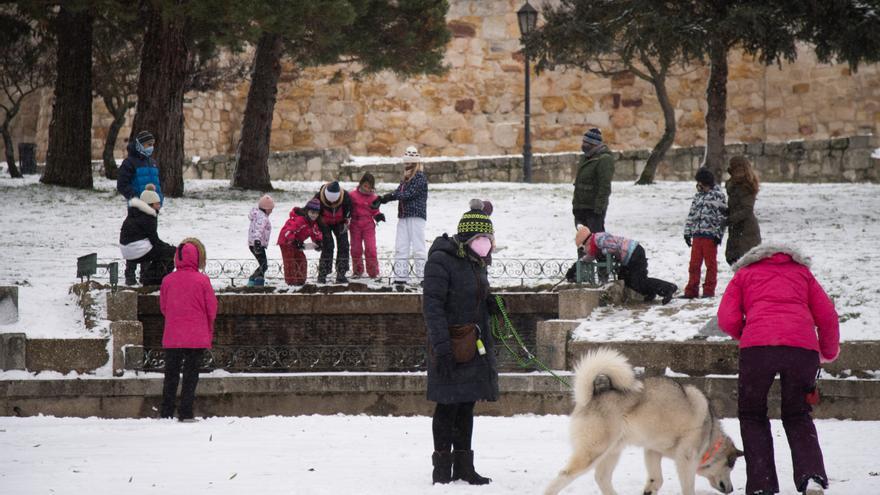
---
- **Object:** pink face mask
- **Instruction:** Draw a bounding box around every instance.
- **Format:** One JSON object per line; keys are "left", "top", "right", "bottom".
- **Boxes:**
{"left": 470, "top": 236, "right": 493, "bottom": 257}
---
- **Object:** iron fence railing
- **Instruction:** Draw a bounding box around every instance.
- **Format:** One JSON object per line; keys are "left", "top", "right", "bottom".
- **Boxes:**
{"left": 91, "top": 257, "right": 572, "bottom": 287}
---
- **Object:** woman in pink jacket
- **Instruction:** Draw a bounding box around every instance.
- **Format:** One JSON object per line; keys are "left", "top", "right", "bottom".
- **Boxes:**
{"left": 159, "top": 238, "right": 218, "bottom": 421}
{"left": 717, "top": 244, "right": 839, "bottom": 495}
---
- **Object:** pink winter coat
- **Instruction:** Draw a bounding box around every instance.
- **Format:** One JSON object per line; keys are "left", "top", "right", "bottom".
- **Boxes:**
{"left": 717, "top": 244, "right": 839, "bottom": 362}
{"left": 348, "top": 188, "right": 379, "bottom": 230}
{"left": 160, "top": 242, "right": 218, "bottom": 349}
{"left": 247, "top": 207, "right": 271, "bottom": 247}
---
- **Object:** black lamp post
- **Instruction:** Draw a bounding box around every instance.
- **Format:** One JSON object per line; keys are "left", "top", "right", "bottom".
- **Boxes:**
{"left": 517, "top": 1, "right": 538, "bottom": 183}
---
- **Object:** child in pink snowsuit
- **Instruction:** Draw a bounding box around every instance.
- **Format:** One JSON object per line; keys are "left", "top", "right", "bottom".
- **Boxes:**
{"left": 348, "top": 173, "right": 385, "bottom": 278}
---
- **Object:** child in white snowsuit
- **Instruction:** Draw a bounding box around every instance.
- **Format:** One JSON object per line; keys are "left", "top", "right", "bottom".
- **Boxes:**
{"left": 247, "top": 194, "right": 274, "bottom": 286}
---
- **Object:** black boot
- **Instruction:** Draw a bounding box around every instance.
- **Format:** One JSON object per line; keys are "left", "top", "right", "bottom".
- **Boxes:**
{"left": 432, "top": 451, "right": 453, "bottom": 484}
{"left": 452, "top": 450, "right": 491, "bottom": 485}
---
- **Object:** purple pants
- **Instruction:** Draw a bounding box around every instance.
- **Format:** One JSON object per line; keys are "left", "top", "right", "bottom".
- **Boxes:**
{"left": 738, "top": 346, "right": 827, "bottom": 494}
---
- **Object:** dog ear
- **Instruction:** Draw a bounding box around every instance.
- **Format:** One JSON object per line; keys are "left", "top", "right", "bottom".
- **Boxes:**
{"left": 735, "top": 448, "right": 745, "bottom": 457}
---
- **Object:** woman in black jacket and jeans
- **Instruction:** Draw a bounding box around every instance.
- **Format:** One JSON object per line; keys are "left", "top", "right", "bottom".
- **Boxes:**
{"left": 422, "top": 199, "right": 500, "bottom": 486}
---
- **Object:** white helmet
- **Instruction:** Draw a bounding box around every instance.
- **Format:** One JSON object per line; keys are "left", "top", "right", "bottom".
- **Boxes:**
{"left": 403, "top": 146, "right": 421, "bottom": 163}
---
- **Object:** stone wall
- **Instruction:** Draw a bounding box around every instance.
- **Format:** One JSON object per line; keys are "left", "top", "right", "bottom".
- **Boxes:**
{"left": 185, "top": 135, "right": 880, "bottom": 183}
{"left": 4, "top": 1, "right": 880, "bottom": 164}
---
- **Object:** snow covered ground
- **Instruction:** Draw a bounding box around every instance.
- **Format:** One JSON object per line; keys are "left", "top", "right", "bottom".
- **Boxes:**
{"left": 1, "top": 176, "right": 878, "bottom": 342}
{"left": 1, "top": 415, "right": 878, "bottom": 494}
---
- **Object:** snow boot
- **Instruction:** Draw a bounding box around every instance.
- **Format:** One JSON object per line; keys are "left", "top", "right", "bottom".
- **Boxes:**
{"left": 253, "top": 277, "right": 265, "bottom": 287}
{"left": 317, "top": 273, "right": 327, "bottom": 284}
{"left": 801, "top": 476, "right": 828, "bottom": 495}
{"left": 335, "top": 273, "right": 348, "bottom": 284}
{"left": 452, "top": 450, "right": 491, "bottom": 485}
{"left": 432, "top": 451, "right": 453, "bottom": 484}
{"left": 247, "top": 279, "right": 256, "bottom": 287}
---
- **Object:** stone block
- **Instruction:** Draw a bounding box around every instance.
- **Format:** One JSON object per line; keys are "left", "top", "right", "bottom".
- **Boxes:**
{"left": 536, "top": 320, "right": 578, "bottom": 370}
{"left": 0, "top": 286, "right": 19, "bottom": 324}
{"left": 0, "top": 333, "right": 26, "bottom": 370}
{"left": 106, "top": 290, "right": 137, "bottom": 322}
{"left": 111, "top": 321, "right": 143, "bottom": 376}
{"left": 829, "top": 137, "right": 850, "bottom": 150}
{"left": 26, "top": 338, "right": 109, "bottom": 374}
{"left": 558, "top": 287, "right": 602, "bottom": 319}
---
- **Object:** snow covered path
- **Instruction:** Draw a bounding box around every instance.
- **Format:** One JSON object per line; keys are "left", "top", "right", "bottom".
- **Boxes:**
{"left": 1, "top": 177, "right": 879, "bottom": 342}
{"left": 1, "top": 415, "right": 878, "bottom": 494}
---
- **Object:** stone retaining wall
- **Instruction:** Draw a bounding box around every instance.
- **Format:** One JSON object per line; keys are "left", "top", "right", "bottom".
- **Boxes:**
{"left": 3, "top": 374, "right": 878, "bottom": 419}
{"left": 180, "top": 135, "right": 880, "bottom": 184}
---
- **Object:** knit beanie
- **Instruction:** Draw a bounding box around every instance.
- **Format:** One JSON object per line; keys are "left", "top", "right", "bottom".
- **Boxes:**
{"left": 582, "top": 128, "right": 603, "bottom": 147}
{"left": 575, "top": 224, "right": 592, "bottom": 247}
{"left": 323, "top": 181, "right": 342, "bottom": 203}
{"left": 695, "top": 167, "right": 715, "bottom": 187}
{"left": 305, "top": 198, "right": 321, "bottom": 211}
{"left": 140, "top": 183, "right": 161, "bottom": 205}
{"left": 258, "top": 194, "right": 275, "bottom": 211}
{"left": 457, "top": 201, "right": 494, "bottom": 241}
{"left": 136, "top": 130, "right": 154, "bottom": 146}
{"left": 403, "top": 146, "right": 421, "bottom": 163}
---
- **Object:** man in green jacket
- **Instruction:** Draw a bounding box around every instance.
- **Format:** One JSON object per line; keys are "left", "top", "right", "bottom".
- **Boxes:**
{"left": 572, "top": 127, "right": 614, "bottom": 238}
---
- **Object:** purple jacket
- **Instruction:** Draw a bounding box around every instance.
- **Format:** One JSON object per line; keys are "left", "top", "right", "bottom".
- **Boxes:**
{"left": 160, "top": 243, "right": 218, "bottom": 349}
{"left": 718, "top": 244, "right": 839, "bottom": 362}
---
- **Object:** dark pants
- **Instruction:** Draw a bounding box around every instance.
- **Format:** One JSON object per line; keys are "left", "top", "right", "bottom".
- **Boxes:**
{"left": 318, "top": 223, "right": 350, "bottom": 277}
{"left": 433, "top": 402, "right": 475, "bottom": 452}
{"left": 738, "top": 346, "right": 827, "bottom": 494}
{"left": 249, "top": 244, "right": 268, "bottom": 281}
{"left": 573, "top": 208, "right": 606, "bottom": 258}
{"left": 126, "top": 244, "right": 176, "bottom": 285}
{"left": 618, "top": 245, "right": 676, "bottom": 299}
{"left": 160, "top": 348, "right": 205, "bottom": 419}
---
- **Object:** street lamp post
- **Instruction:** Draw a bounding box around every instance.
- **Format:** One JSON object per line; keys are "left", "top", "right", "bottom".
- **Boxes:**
{"left": 517, "top": 1, "right": 538, "bottom": 183}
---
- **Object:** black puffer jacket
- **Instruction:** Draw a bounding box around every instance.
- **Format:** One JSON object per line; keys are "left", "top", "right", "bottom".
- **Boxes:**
{"left": 119, "top": 198, "right": 172, "bottom": 251}
{"left": 422, "top": 234, "right": 499, "bottom": 404}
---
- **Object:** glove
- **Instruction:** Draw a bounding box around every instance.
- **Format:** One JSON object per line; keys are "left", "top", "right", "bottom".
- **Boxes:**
{"left": 374, "top": 213, "right": 386, "bottom": 223}
{"left": 684, "top": 235, "right": 692, "bottom": 247}
{"left": 370, "top": 198, "right": 382, "bottom": 209}
{"left": 713, "top": 236, "right": 721, "bottom": 246}
{"left": 253, "top": 240, "right": 262, "bottom": 248}
{"left": 487, "top": 294, "right": 505, "bottom": 318}
{"left": 564, "top": 262, "right": 577, "bottom": 283}
{"left": 435, "top": 351, "right": 455, "bottom": 380}
{"left": 313, "top": 241, "right": 322, "bottom": 251}
{"left": 380, "top": 193, "right": 394, "bottom": 204}
{"left": 293, "top": 240, "right": 305, "bottom": 250}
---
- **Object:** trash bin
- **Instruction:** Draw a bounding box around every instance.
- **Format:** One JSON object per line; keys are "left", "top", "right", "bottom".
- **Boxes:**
{"left": 18, "top": 142, "right": 36, "bottom": 174}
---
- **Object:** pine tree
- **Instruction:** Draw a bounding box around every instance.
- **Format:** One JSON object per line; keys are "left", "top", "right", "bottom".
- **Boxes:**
{"left": 231, "top": 0, "right": 450, "bottom": 191}
{"left": 528, "top": 0, "right": 701, "bottom": 185}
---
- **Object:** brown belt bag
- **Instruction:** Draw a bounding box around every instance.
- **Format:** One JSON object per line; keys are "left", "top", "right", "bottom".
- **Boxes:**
{"left": 448, "top": 323, "right": 478, "bottom": 363}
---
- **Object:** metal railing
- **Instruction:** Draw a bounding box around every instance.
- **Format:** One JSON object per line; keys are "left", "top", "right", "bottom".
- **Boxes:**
{"left": 96, "top": 257, "right": 573, "bottom": 287}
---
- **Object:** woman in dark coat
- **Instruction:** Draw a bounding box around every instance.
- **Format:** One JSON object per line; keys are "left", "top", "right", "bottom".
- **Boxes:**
{"left": 725, "top": 156, "right": 762, "bottom": 266}
{"left": 422, "top": 199, "right": 499, "bottom": 486}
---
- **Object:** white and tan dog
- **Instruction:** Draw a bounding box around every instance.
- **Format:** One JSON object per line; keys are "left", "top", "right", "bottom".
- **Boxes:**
{"left": 545, "top": 348, "right": 743, "bottom": 495}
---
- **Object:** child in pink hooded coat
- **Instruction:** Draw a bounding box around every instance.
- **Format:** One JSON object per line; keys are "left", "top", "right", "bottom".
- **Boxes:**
{"left": 717, "top": 243, "right": 839, "bottom": 495}
{"left": 159, "top": 238, "right": 218, "bottom": 421}
{"left": 348, "top": 173, "right": 384, "bottom": 278}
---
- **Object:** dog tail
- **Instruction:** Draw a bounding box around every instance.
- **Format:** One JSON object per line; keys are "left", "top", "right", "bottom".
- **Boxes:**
{"left": 572, "top": 347, "right": 642, "bottom": 407}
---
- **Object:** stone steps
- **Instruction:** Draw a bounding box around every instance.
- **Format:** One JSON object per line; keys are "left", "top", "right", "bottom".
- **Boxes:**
{"left": 2, "top": 373, "right": 877, "bottom": 419}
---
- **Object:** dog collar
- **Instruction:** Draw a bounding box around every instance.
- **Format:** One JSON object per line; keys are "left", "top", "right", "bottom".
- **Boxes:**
{"left": 699, "top": 437, "right": 724, "bottom": 467}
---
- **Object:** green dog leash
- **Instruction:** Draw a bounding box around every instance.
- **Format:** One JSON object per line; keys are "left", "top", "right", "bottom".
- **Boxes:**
{"left": 490, "top": 295, "right": 571, "bottom": 388}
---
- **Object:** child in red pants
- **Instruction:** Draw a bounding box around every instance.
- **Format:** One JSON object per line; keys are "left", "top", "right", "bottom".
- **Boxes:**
{"left": 348, "top": 173, "right": 385, "bottom": 278}
{"left": 277, "top": 198, "right": 323, "bottom": 285}
{"left": 683, "top": 168, "right": 727, "bottom": 298}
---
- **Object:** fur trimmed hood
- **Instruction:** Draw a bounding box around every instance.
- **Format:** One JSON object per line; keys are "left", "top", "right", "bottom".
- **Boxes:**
{"left": 731, "top": 242, "right": 811, "bottom": 272}
{"left": 129, "top": 197, "right": 157, "bottom": 217}
{"left": 176, "top": 237, "right": 207, "bottom": 271}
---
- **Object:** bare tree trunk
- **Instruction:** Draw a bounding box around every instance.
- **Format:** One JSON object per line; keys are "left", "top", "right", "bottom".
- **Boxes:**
{"left": 130, "top": 2, "right": 190, "bottom": 197}
{"left": 41, "top": 5, "right": 93, "bottom": 189}
{"left": 232, "top": 32, "right": 284, "bottom": 191}
{"left": 636, "top": 65, "right": 675, "bottom": 185}
{"left": 1, "top": 125, "right": 22, "bottom": 178}
{"left": 702, "top": 39, "right": 728, "bottom": 180}
{"left": 102, "top": 106, "right": 128, "bottom": 179}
